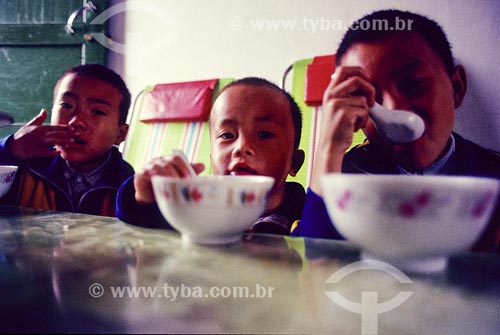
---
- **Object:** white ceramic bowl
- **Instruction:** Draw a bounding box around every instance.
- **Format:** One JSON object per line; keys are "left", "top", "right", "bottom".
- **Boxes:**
{"left": 320, "top": 173, "right": 499, "bottom": 271}
{"left": 152, "top": 175, "right": 275, "bottom": 244}
{"left": 0, "top": 166, "right": 18, "bottom": 198}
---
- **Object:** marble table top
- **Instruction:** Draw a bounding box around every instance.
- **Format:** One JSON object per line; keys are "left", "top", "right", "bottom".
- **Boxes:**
{"left": 0, "top": 205, "right": 499, "bottom": 334}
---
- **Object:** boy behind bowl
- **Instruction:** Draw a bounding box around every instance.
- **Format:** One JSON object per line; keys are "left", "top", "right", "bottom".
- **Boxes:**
{"left": 117, "top": 77, "right": 306, "bottom": 235}
{"left": 292, "top": 9, "right": 500, "bottom": 253}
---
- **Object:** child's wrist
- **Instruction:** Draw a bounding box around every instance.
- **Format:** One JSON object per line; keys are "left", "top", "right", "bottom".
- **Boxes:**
{"left": 4, "top": 136, "right": 22, "bottom": 160}
{"left": 135, "top": 192, "right": 156, "bottom": 204}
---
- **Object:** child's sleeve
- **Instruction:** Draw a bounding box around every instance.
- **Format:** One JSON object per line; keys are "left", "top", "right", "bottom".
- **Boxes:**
{"left": 116, "top": 175, "right": 175, "bottom": 230}
{"left": 291, "top": 188, "right": 344, "bottom": 239}
{"left": 0, "top": 134, "right": 20, "bottom": 165}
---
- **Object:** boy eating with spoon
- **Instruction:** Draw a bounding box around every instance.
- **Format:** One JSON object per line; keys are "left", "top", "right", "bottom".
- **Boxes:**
{"left": 292, "top": 10, "right": 500, "bottom": 253}
{"left": 117, "top": 77, "right": 306, "bottom": 235}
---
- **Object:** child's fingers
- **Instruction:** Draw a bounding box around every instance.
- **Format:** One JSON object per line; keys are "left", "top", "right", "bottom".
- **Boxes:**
{"left": 139, "top": 157, "right": 174, "bottom": 178}
{"left": 324, "top": 76, "right": 375, "bottom": 107}
{"left": 170, "top": 156, "right": 199, "bottom": 177}
{"left": 25, "top": 109, "right": 48, "bottom": 127}
{"left": 143, "top": 155, "right": 196, "bottom": 178}
{"left": 148, "top": 163, "right": 179, "bottom": 177}
{"left": 193, "top": 163, "right": 205, "bottom": 175}
{"left": 46, "top": 139, "right": 74, "bottom": 148}
{"left": 43, "top": 125, "right": 74, "bottom": 132}
{"left": 133, "top": 156, "right": 184, "bottom": 203}
{"left": 328, "top": 66, "right": 372, "bottom": 89}
{"left": 133, "top": 171, "right": 156, "bottom": 204}
{"left": 43, "top": 126, "right": 80, "bottom": 145}
{"left": 325, "top": 66, "right": 376, "bottom": 106}
{"left": 329, "top": 97, "right": 370, "bottom": 133}
{"left": 41, "top": 149, "right": 62, "bottom": 157}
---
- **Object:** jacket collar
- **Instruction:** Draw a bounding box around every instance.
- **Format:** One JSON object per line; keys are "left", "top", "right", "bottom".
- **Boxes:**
{"left": 24, "top": 147, "right": 134, "bottom": 190}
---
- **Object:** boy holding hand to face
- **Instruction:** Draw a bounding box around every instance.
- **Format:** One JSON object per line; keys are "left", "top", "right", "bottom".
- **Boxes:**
{"left": 292, "top": 10, "right": 500, "bottom": 253}
{"left": 0, "top": 64, "right": 134, "bottom": 216}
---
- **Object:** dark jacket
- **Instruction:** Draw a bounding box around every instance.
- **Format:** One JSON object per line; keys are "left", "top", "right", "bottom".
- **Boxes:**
{"left": 293, "top": 133, "right": 500, "bottom": 253}
{"left": 0, "top": 136, "right": 134, "bottom": 217}
{"left": 116, "top": 176, "right": 306, "bottom": 235}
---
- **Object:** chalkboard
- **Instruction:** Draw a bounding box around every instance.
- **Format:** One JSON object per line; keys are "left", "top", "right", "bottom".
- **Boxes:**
{"left": 0, "top": 0, "right": 108, "bottom": 138}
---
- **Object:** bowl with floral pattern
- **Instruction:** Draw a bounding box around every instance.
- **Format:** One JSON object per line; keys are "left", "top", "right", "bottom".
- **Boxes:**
{"left": 320, "top": 173, "right": 499, "bottom": 272}
{"left": 0, "top": 166, "right": 18, "bottom": 198}
{"left": 152, "top": 175, "right": 275, "bottom": 244}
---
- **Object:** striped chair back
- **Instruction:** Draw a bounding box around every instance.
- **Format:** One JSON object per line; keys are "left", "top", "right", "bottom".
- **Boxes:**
{"left": 122, "top": 79, "right": 233, "bottom": 174}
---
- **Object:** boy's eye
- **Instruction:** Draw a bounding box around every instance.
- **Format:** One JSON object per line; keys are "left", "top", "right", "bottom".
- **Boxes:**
{"left": 258, "top": 131, "right": 275, "bottom": 139}
{"left": 92, "top": 109, "right": 106, "bottom": 116}
{"left": 399, "top": 78, "right": 429, "bottom": 97}
{"left": 60, "top": 102, "right": 73, "bottom": 109}
{"left": 218, "top": 132, "right": 235, "bottom": 140}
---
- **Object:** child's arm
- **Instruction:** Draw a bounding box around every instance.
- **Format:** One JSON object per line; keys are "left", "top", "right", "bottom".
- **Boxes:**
{"left": 309, "top": 66, "right": 375, "bottom": 195}
{"left": 116, "top": 175, "right": 171, "bottom": 229}
{"left": 6, "top": 109, "right": 76, "bottom": 160}
{"left": 116, "top": 155, "right": 205, "bottom": 228}
{"left": 134, "top": 154, "right": 205, "bottom": 203}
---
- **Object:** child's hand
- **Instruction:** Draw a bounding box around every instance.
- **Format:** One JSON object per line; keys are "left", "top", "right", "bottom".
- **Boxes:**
{"left": 134, "top": 155, "right": 205, "bottom": 203}
{"left": 7, "top": 109, "right": 77, "bottom": 160}
{"left": 311, "top": 66, "right": 376, "bottom": 194}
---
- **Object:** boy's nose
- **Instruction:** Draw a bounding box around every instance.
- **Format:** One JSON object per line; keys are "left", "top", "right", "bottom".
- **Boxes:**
{"left": 68, "top": 113, "right": 87, "bottom": 130}
{"left": 232, "top": 136, "right": 255, "bottom": 157}
{"left": 381, "top": 93, "right": 411, "bottom": 111}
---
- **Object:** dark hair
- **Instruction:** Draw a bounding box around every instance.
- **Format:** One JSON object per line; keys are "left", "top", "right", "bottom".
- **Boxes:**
{"left": 215, "top": 77, "right": 303, "bottom": 149}
{"left": 336, "top": 10, "right": 454, "bottom": 76}
{"left": 55, "top": 64, "right": 131, "bottom": 124}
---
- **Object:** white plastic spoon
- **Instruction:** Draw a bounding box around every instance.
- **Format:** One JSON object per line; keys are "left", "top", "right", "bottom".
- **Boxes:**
{"left": 368, "top": 103, "right": 425, "bottom": 143}
{"left": 172, "top": 149, "right": 197, "bottom": 177}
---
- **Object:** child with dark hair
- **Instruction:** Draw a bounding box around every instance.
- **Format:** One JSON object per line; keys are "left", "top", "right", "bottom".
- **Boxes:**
{"left": 117, "top": 77, "right": 306, "bottom": 234}
{"left": 0, "top": 64, "right": 134, "bottom": 216}
{"left": 292, "top": 10, "right": 500, "bottom": 253}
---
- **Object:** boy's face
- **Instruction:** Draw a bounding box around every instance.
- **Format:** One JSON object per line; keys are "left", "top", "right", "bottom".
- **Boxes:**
{"left": 51, "top": 73, "right": 128, "bottom": 171}
{"left": 210, "top": 84, "right": 302, "bottom": 201}
{"left": 341, "top": 31, "right": 465, "bottom": 169}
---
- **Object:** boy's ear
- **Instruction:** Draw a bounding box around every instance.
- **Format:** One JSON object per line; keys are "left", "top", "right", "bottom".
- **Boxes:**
{"left": 452, "top": 65, "right": 467, "bottom": 108}
{"left": 114, "top": 124, "right": 129, "bottom": 145}
{"left": 289, "top": 149, "right": 305, "bottom": 177}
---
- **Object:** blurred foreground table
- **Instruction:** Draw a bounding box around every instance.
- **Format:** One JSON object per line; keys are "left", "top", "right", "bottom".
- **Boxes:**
{"left": 0, "top": 205, "right": 499, "bottom": 334}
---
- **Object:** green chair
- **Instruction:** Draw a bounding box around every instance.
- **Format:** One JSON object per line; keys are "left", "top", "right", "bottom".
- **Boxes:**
{"left": 122, "top": 79, "right": 233, "bottom": 174}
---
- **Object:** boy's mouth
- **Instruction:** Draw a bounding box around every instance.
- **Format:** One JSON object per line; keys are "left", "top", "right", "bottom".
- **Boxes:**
{"left": 229, "top": 163, "right": 257, "bottom": 176}
{"left": 73, "top": 138, "right": 87, "bottom": 145}
{"left": 390, "top": 134, "right": 425, "bottom": 151}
